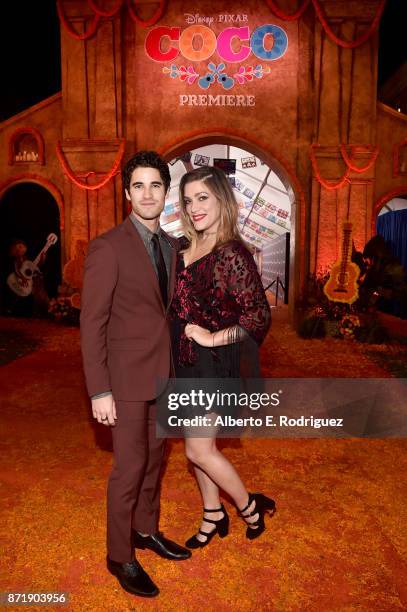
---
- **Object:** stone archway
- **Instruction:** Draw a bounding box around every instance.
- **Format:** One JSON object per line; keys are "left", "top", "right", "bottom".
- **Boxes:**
{"left": 372, "top": 185, "right": 407, "bottom": 234}
{"left": 0, "top": 182, "right": 62, "bottom": 302}
{"left": 372, "top": 188, "right": 407, "bottom": 295}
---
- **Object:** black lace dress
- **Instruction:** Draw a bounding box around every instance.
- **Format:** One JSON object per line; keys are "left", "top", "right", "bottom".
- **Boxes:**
{"left": 169, "top": 238, "right": 271, "bottom": 380}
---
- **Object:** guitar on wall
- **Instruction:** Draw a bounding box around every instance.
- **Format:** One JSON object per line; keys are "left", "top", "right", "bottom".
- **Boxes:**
{"left": 323, "top": 221, "right": 360, "bottom": 304}
{"left": 7, "top": 233, "right": 58, "bottom": 297}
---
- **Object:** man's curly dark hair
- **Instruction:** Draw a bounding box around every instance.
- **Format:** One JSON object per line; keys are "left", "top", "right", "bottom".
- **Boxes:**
{"left": 122, "top": 151, "right": 171, "bottom": 194}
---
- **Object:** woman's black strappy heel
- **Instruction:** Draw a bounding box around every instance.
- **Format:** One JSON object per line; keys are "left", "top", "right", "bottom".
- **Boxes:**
{"left": 185, "top": 504, "right": 229, "bottom": 549}
{"left": 239, "top": 493, "right": 276, "bottom": 540}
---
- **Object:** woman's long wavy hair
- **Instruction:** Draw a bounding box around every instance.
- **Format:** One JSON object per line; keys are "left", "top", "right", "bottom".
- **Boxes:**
{"left": 179, "top": 166, "right": 243, "bottom": 249}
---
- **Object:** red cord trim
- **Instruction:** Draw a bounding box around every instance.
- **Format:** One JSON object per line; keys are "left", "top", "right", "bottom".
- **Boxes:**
{"left": 311, "top": 0, "right": 386, "bottom": 49}
{"left": 264, "top": 0, "right": 385, "bottom": 48}
{"left": 56, "top": 139, "right": 125, "bottom": 190}
{"left": 340, "top": 144, "right": 379, "bottom": 173}
{"left": 57, "top": 1, "right": 101, "bottom": 40}
{"left": 264, "top": 0, "right": 310, "bottom": 21}
{"left": 126, "top": 0, "right": 167, "bottom": 28}
{"left": 309, "top": 145, "right": 350, "bottom": 190}
{"left": 87, "top": 0, "right": 124, "bottom": 18}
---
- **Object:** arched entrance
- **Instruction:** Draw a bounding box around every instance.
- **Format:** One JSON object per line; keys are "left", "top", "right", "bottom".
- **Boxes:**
{"left": 160, "top": 132, "right": 303, "bottom": 318}
{"left": 376, "top": 195, "right": 407, "bottom": 272}
{"left": 373, "top": 187, "right": 407, "bottom": 270}
{"left": 0, "top": 182, "right": 62, "bottom": 311}
{"left": 371, "top": 188, "right": 407, "bottom": 319}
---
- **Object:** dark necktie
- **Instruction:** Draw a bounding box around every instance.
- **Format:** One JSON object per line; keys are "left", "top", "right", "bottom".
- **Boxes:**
{"left": 151, "top": 233, "right": 168, "bottom": 307}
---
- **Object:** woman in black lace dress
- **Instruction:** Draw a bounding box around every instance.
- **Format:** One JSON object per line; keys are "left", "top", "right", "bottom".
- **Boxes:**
{"left": 169, "top": 166, "right": 275, "bottom": 548}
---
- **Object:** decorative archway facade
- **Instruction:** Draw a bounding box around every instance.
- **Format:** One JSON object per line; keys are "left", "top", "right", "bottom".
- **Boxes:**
{"left": 372, "top": 185, "right": 407, "bottom": 234}
{"left": 0, "top": 0, "right": 405, "bottom": 321}
{"left": 0, "top": 174, "right": 66, "bottom": 273}
{"left": 0, "top": 174, "right": 65, "bottom": 230}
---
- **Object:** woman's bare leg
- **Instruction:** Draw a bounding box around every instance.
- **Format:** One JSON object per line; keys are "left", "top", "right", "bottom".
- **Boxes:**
{"left": 185, "top": 435, "right": 258, "bottom": 540}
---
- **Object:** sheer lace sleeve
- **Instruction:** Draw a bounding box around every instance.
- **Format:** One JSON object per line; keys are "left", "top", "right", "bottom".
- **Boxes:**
{"left": 213, "top": 241, "right": 271, "bottom": 345}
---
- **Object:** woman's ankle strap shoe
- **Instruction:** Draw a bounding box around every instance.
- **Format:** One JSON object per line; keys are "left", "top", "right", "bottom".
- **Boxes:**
{"left": 239, "top": 493, "right": 276, "bottom": 540}
{"left": 185, "top": 504, "right": 229, "bottom": 549}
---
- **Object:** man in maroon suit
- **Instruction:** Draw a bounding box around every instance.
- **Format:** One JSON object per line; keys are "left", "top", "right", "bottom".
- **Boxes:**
{"left": 80, "top": 151, "right": 190, "bottom": 598}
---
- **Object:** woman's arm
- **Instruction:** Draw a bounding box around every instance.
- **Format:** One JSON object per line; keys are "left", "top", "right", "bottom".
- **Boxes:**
{"left": 214, "top": 242, "right": 271, "bottom": 345}
{"left": 184, "top": 323, "right": 247, "bottom": 347}
{"left": 185, "top": 242, "right": 271, "bottom": 348}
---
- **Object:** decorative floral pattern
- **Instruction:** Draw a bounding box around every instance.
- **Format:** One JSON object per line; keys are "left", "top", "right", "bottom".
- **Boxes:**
{"left": 170, "top": 239, "right": 271, "bottom": 366}
{"left": 163, "top": 63, "right": 272, "bottom": 89}
{"left": 234, "top": 64, "right": 271, "bottom": 84}
{"left": 162, "top": 64, "right": 199, "bottom": 85}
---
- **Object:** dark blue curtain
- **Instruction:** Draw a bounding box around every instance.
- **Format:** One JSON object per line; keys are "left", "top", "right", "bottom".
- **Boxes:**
{"left": 377, "top": 209, "right": 407, "bottom": 271}
{"left": 377, "top": 209, "right": 407, "bottom": 318}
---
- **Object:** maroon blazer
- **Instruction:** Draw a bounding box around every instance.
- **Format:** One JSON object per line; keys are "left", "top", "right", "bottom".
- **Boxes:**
{"left": 80, "top": 216, "right": 177, "bottom": 401}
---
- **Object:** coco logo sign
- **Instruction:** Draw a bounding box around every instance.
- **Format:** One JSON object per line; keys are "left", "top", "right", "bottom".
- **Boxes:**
{"left": 145, "top": 24, "right": 288, "bottom": 63}
{"left": 144, "top": 22, "right": 288, "bottom": 101}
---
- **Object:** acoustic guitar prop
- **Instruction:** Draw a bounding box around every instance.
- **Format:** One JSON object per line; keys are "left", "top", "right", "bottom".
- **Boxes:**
{"left": 323, "top": 222, "right": 360, "bottom": 304}
{"left": 7, "top": 233, "right": 58, "bottom": 297}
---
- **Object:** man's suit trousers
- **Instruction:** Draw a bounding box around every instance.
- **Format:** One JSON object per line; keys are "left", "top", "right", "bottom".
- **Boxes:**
{"left": 107, "top": 400, "right": 165, "bottom": 562}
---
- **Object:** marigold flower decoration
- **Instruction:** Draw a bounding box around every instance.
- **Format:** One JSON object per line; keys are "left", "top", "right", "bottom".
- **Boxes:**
{"left": 339, "top": 314, "right": 360, "bottom": 339}
{"left": 48, "top": 297, "right": 80, "bottom": 325}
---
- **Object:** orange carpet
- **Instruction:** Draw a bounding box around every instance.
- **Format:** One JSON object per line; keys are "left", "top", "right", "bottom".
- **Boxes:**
{"left": 1, "top": 313, "right": 406, "bottom": 611}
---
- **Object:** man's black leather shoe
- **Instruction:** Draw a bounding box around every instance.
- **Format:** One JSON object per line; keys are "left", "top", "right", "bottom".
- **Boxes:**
{"left": 133, "top": 531, "right": 192, "bottom": 560}
{"left": 107, "top": 556, "right": 159, "bottom": 597}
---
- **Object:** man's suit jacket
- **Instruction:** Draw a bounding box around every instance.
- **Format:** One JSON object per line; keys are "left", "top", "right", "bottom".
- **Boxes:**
{"left": 80, "top": 216, "right": 178, "bottom": 402}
